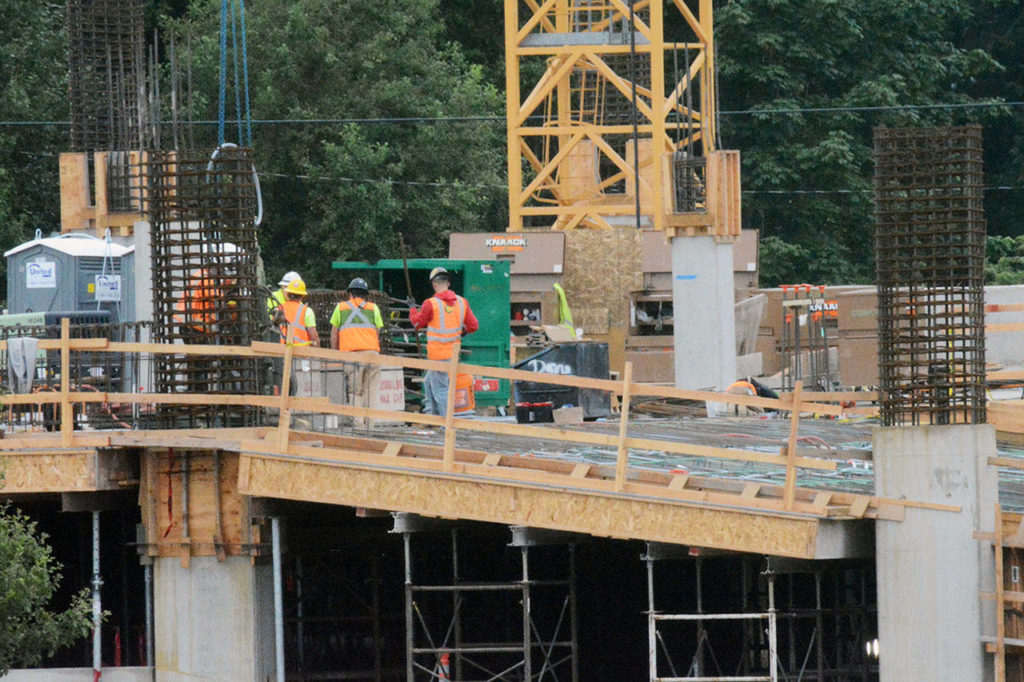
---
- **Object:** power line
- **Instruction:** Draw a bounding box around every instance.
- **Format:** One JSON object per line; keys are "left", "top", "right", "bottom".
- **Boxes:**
{"left": 0, "top": 99, "right": 1022, "bottom": 128}
{"left": 263, "top": 171, "right": 505, "bottom": 191}
{"left": 720, "top": 100, "right": 1020, "bottom": 116}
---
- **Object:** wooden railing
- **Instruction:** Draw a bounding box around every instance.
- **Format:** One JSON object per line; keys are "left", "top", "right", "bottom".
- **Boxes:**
{"left": 0, "top": 319, "right": 929, "bottom": 518}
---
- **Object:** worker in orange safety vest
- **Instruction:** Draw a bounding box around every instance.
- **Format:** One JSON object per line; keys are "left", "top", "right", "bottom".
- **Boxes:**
{"left": 278, "top": 278, "right": 319, "bottom": 347}
{"left": 330, "top": 278, "right": 383, "bottom": 352}
{"left": 172, "top": 267, "right": 237, "bottom": 338}
{"left": 329, "top": 277, "right": 384, "bottom": 420}
{"left": 408, "top": 267, "right": 479, "bottom": 416}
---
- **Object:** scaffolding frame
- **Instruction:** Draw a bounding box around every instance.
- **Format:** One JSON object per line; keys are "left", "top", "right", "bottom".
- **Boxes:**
{"left": 397, "top": 515, "right": 579, "bottom": 681}
{"left": 646, "top": 549, "right": 779, "bottom": 682}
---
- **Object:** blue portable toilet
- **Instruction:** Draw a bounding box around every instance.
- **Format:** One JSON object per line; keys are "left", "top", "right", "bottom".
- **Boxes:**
{"left": 5, "top": 232, "right": 130, "bottom": 322}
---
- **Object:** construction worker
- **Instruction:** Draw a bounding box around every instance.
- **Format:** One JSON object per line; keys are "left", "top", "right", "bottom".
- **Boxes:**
{"left": 278, "top": 278, "right": 319, "bottom": 347}
{"left": 409, "top": 267, "right": 478, "bottom": 416}
{"left": 172, "top": 264, "right": 238, "bottom": 341}
{"left": 267, "top": 271, "right": 301, "bottom": 320}
{"left": 329, "top": 278, "right": 383, "bottom": 352}
{"left": 330, "top": 278, "right": 384, "bottom": 421}
{"left": 171, "top": 262, "right": 239, "bottom": 396}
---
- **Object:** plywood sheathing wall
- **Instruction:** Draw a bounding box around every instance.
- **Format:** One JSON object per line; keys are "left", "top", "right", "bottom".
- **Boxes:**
{"left": 562, "top": 229, "right": 645, "bottom": 373}
{"left": 140, "top": 450, "right": 248, "bottom": 560}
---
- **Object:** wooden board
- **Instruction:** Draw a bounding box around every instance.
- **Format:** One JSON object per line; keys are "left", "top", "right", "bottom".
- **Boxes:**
{"left": 143, "top": 450, "right": 248, "bottom": 559}
{"left": 238, "top": 453, "right": 826, "bottom": 559}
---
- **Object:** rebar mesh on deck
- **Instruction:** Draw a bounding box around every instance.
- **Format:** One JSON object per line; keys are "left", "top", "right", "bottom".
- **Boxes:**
{"left": 873, "top": 125, "right": 986, "bottom": 426}
{"left": 66, "top": 0, "right": 144, "bottom": 152}
{"left": 147, "top": 148, "right": 263, "bottom": 427}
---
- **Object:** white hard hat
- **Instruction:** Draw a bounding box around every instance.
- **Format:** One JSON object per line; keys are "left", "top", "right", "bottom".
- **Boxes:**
{"left": 278, "top": 271, "right": 301, "bottom": 287}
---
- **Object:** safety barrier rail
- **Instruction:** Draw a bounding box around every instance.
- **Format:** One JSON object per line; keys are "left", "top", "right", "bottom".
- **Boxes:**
{"left": 0, "top": 319, "right": 950, "bottom": 520}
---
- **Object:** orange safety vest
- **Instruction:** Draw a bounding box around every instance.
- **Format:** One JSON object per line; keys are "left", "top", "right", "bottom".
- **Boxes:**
{"left": 334, "top": 298, "right": 380, "bottom": 352}
{"left": 279, "top": 300, "right": 313, "bottom": 346}
{"left": 172, "top": 269, "right": 235, "bottom": 334}
{"left": 425, "top": 295, "right": 467, "bottom": 360}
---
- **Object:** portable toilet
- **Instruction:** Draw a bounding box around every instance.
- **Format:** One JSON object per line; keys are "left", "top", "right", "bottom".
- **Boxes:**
{"left": 5, "top": 232, "right": 130, "bottom": 322}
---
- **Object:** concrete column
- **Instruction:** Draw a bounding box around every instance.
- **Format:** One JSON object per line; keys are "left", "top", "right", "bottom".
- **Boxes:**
{"left": 874, "top": 424, "right": 997, "bottom": 682}
{"left": 154, "top": 556, "right": 275, "bottom": 682}
{"left": 671, "top": 236, "right": 736, "bottom": 391}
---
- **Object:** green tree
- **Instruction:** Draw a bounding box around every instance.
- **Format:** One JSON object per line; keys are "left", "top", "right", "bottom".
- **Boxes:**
{"left": 169, "top": 0, "right": 507, "bottom": 287}
{"left": 0, "top": 1, "right": 68, "bottom": 300}
{"left": 717, "top": 0, "right": 1002, "bottom": 284}
{"left": 0, "top": 504, "right": 92, "bottom": 674}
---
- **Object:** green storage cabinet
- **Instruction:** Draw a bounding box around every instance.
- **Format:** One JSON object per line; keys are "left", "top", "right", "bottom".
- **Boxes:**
{"left": 332, "top": 258, "right": 511, "bottom": 408}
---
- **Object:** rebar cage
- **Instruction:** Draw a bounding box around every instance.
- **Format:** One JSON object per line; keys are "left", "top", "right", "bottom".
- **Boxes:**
{"left": 66, "top": 0, "right": 145, "bottom": 153}
{"left": 147, "top": 148, "right": 264, "bottom": 427}
{"left": 873, "top": 125, "right": 986, "bottom": 426}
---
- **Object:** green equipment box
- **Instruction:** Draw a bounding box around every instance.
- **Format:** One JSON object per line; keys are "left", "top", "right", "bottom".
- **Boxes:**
{"left": 332, "top": 258, "right": 511, "bottom": 408}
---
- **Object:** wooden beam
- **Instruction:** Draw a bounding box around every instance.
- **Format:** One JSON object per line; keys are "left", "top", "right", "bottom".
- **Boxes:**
{"left": 237, "top": 453, "right": 826, "bottom": 558}
{"left": 60, "top": 318, "right": 72, "bottom": 446}
{"left": 442, "top": 343, "right": 460, "bottom": 472}
{"left": 999, "top": 499, "right": 1007, "bottom": 679}
{"left": 277, "top": 328, "right": 295, "bottom": 453}
{"left": 783, "top": 381, "right": 803, "bottom": 510}
{"left": 614, "top": 361, "right": 633, "bottom": 491}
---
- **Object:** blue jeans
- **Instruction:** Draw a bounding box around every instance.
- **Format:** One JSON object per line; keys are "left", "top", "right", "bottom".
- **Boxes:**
{"left": 423, "top": 370, "right": 450, "bottom": 417}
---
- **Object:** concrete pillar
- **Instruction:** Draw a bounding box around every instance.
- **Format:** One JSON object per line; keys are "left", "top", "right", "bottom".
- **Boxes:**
{"left": 671, "top": 236, "right": 736, "bottom": 390}
{"left": 874, "top": 425, "right": 997, "bottom": 682}
{"left": 154, "top": 556, "right": 275, "bottom": 682}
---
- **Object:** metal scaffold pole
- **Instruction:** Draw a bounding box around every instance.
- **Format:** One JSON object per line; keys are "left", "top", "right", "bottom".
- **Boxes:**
{"left": 92, "top": 511, "right": 103, "bottom": 681}
{"left": 272, "top": 517, "right": 285, "bottom": 682}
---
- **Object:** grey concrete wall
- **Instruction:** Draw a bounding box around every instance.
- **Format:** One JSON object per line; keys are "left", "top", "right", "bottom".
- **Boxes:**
{"left": 131, "top": 220, "right": 153, "bottom": 326}
{"left": 874, "top": 425, "right": 997, "bottom": 682}
{"left": 3, "top": 668, "right": 150, "bottom": 681}
{"left": 671, "top": 237, "right": 737, "bottom": 391}
{"left": 154, "top": 556, "right": 274, "bottom": 682}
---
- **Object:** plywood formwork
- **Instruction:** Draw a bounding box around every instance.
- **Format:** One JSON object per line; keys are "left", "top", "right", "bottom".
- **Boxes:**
{"left": 138, "top": 449, "right": 250, "bottom": 563}
{"left": 238, "top": 449, "right": 827, "bottom": 559}
{"left": 562, "top": 229, "right": 643, "bottom": 369}
{"left": 0, "top": 447, "right": 135, "bottom": 493}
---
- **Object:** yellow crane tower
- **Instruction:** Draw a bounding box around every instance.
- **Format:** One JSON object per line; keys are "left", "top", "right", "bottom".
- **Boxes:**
{"left": 504, "top": 0, "right": 739, "bottom": 237}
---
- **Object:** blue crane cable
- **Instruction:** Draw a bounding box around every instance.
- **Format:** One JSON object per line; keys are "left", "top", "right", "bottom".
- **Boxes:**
{"left": 218, "top": 0, "right": 228, "bottom": 145}
{"left": 238, "top": 0, "right": 253, "bottom": 146}
{"left": 229, "top": 0, "right": 243, "bottom": 145}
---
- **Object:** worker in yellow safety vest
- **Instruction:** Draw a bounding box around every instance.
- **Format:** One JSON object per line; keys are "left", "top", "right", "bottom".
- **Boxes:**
{"left": 278, "top": 279, "right": 319, "bottom": 346}
{"left": 409, "top": 267, "right": 479, "bottom": 415}
{"left": 330, "top": 278, "right": 383, "bottom": 352}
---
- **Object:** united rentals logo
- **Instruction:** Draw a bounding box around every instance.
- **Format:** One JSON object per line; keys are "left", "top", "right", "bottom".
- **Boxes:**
{"left": 486, "top": 234, "right": 528, "bottom": 253}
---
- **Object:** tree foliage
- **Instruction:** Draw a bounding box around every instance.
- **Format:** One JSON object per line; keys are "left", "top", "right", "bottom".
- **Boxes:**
{"left": 716, "top": 0, "right": 1004, "bottom": 285}
{"left": 986, "top": 235, "right": 1024, "bottom": 284}
{"left": 0, "top": 504, "right": 93, "bottom": 674}
{"left": 0, "top": 1, "right": 68, "bottom": 296}
{"left": 169, "top": 0, "right": 506, "bottom": 287}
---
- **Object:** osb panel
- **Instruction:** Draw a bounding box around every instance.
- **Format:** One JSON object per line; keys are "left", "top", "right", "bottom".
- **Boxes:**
{"left": 145, "top": 450, "right": 246, "bottom": 558}
{"left": 0, "top": 451, "right": 95, "bottom": 492}
{"left": 563, "top": 230, "right": 642, "bottom": 332}
{"left": 240, "top": 456, "right": 819, "bottom": 558}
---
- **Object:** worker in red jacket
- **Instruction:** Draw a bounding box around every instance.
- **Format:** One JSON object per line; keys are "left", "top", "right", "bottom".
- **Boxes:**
{"left": 408, "top": 267, "right": 479, "bottom": 415}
